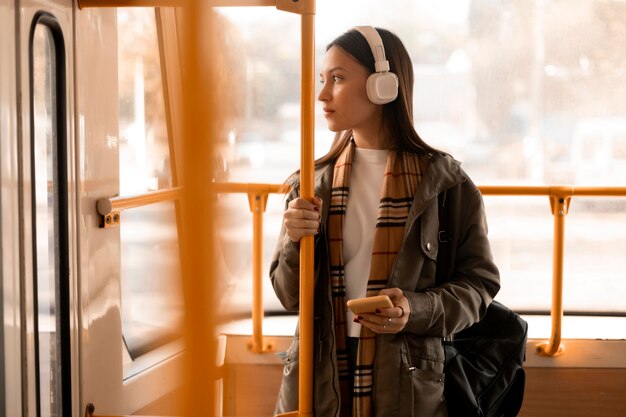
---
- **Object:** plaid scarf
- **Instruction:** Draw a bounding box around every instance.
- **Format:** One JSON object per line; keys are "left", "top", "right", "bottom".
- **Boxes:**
{"left": 328, "top": 139, "right": 422, "bottom": 416}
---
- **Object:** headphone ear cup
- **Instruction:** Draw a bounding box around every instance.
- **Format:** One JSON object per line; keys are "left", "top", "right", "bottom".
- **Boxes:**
{"left": 366, "top": 72, "right": 399, "bottom": 105}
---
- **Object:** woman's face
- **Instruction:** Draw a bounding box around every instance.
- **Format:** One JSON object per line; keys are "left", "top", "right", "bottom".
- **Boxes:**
{"left": 318, "top": 46, "right": 381, "bottom": 134}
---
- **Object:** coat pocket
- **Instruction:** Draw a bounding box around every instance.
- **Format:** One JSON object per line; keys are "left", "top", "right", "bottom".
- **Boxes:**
{"left": 400, "top": 337, "right": 447, "bottom": 417}
{"left": 274, "top": 338, "right": 300, "bottom": 416}
{"left": 407, "top": 368, "right": 447, "bottom": 417}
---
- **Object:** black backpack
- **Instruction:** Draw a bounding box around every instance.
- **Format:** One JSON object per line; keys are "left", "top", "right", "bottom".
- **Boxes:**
{"left": 436, "top": 191, "right": 528, "bottom": 417}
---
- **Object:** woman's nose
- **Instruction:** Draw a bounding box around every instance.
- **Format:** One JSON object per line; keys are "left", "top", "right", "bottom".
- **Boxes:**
{"left": 317, "top": 82, "right": 329, "bottom": 102}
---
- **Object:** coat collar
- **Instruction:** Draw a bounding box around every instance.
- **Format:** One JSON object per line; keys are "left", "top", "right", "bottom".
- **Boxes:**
{"left": 405, "top": 154, "right": 466, "bottom": 227}
{"left": 289, "top": 153, "right": 467, "bottom": 236}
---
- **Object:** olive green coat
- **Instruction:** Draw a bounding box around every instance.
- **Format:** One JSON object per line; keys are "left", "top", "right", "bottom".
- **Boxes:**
{"left": 270, "top": 154, "right": 500, "bottom": 417}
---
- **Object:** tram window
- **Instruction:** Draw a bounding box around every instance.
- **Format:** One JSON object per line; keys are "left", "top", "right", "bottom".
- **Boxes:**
{"left": 215, "top": 193, "right": 289, "bottom": 316}
{"left": 120, "top": 201, "right": 183, "bottom": 358}
{"left": 32, "top": 20, "right": 69, "bottom": 417}
{"left": 216, "top": 1, "right": 626, "bottom": 335}
{"left": 117, "top": 8, "right": 183, "bottom": 361}
{"left": 117, "top": 8, "right": 171, "bottom": 194}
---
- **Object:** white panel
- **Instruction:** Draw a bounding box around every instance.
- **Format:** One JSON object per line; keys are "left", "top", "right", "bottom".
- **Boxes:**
{"left": 75, "top": 6, "right": 182, "bottom": 416}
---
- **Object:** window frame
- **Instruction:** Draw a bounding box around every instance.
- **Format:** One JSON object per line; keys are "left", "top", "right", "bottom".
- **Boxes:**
{"left": 28, "top": 12, "right": 71, "bottom": 417}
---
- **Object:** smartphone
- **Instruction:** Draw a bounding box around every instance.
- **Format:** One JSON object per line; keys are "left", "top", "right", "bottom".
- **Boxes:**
{"left": 346, "top": 295, "right": 393, "bottom": 315}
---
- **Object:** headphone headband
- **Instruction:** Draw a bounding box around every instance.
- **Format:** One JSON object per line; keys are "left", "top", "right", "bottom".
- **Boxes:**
{"left": 354, "top": 26, "right": 390, "bottom": 73}
{"left": 353, "top": 26, "right": 399, "bottom": 105}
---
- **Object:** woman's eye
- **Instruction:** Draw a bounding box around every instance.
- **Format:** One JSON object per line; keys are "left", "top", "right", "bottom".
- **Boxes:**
{"left": 319, "top": 75, "right": 342, "bottom": 84}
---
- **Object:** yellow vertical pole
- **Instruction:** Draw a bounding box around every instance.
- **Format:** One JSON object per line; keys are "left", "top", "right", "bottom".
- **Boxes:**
{"left": 298, "top": 9, "right": 316, "bottom": 417}
{"left": 180, "top": 0, "right": 219, "bottom": 415}
{"left": 547, "top": 195, "right": 565, "bottom": 354}
{"left": 275, "top": 1, "right": 315, "bottom": 416}
{"left": 252, "top": 195, "right": 264, "bottom": 352}
{"left": 247, "top": 192, "right": 274, "bottom": 353}
{"left": 537, "top": 188, "right": 570, "bottom": 357}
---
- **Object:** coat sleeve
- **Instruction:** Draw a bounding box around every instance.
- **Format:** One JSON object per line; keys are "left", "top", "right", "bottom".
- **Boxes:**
{"left": 402, "top": 181, "right": 501, "bottom": 337}
{"left": 269, "top": 188, "right": 302, "bottom": 312}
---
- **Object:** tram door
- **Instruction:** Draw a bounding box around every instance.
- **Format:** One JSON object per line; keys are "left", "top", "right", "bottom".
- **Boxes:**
{"left": 18, "top": 1, "right": 76, "bottom": 416}
{"left": 76, "top": 6, "right": 184, "bottom": 416}
{"left": 0, "top": 1, "right": 20, "bottom": 415}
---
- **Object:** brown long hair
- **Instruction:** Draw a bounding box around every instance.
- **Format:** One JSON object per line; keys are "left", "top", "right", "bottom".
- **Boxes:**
{"left": 315, "top": 27, "right": 443, "bottom": 167}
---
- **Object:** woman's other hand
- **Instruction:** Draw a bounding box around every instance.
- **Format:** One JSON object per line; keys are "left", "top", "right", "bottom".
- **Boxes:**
{"left": 355, "top": 287, "right": 409, "bottom": 334}
{"left": 283, "top": 196, "right": 322, "bottom": 242}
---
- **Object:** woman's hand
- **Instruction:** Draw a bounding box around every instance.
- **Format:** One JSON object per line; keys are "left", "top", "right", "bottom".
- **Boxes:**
{"left": 355, "top": 287, "right": 409, "bottom": 334}
{"left": 283, "top": 197, "right": 322, "bottom": 242}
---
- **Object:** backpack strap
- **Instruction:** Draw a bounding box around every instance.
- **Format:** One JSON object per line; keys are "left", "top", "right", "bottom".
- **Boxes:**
{"left": 435, "top": 190, "right": 452, "bottom": 286}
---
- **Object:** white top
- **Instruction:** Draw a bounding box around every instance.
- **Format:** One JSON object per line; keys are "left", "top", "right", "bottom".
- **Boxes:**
{"left": 343, "top": 148, "right": 388, "bottom": 337}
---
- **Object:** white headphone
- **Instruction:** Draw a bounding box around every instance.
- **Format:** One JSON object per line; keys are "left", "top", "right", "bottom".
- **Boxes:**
{"left": 354, "top": 26, "right": 399, "bottom": 105}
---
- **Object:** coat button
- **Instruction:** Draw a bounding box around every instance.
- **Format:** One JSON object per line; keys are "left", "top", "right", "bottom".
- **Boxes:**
{"left": 426, "top": 242, "right": 432, "bottom": 251}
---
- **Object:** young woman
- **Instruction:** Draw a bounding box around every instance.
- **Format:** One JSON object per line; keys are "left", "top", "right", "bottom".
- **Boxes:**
{"left": 270, "top": 26, "right": 500, "bottom": 417}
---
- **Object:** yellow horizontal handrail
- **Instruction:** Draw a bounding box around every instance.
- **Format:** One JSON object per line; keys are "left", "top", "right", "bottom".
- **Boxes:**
{"left": 572, "top": 186, "right": 626, "bottom": 196}
{"left": 479, "top": 185, "right": 571, "bottom": 196}
{"left": 77, "top": 0, "right": 305, "bottom": 10}
{"left": 95, "top": 183, "right": 286, "bottom": 217}
{"left": 96, "top": 187, "right": 182, "bottom": 216}
{"left": 478, "top": 185, "right": 626, "bottom": 196}
{"left": 213, "top": 182, "right": 287, "bottom": 194}
{"left": 86, "top": 402, "right": 177, "bottom": 417}
{"left": 78, "top": 0, "right": 276, "bottom": 9}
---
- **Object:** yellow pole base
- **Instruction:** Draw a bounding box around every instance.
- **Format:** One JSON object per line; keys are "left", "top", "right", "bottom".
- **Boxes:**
{"left": 536, "top": 341, "right": 565, "bottom": 357}
{"left": 246, "top": 339, "right": 276, "bottom": 353}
